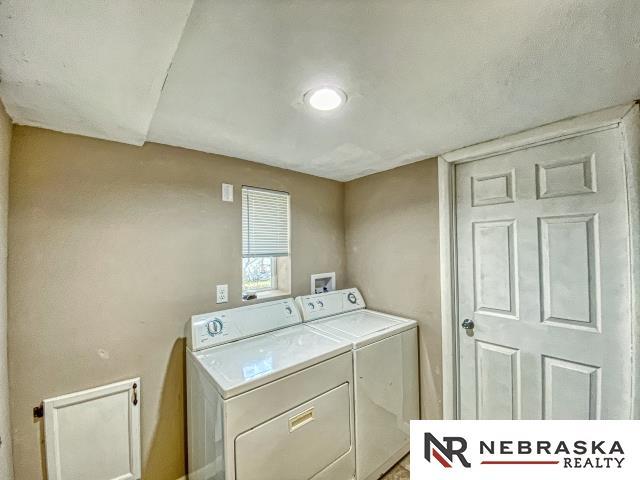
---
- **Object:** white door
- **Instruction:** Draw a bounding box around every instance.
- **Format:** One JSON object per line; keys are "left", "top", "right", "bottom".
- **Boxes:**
{"left": 456, "top": 128, "right": 633, "bottom": 420}
{"left": 44, "top": 378, "right": 141, "bottom": 480}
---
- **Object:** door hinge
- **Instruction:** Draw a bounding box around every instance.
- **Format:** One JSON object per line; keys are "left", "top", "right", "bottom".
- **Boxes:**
{"left": 33, "top": 403, "right": 44, "bottom": 419}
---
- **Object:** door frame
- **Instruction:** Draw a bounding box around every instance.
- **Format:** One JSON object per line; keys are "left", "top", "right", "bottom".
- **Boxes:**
{"left": 438, "top": 102, "right": 640, "bottom": 419}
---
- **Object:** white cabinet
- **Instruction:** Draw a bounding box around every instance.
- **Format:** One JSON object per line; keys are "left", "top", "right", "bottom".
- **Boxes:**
{"left": 43, "top": 378, "right": 141, "bottom": 480}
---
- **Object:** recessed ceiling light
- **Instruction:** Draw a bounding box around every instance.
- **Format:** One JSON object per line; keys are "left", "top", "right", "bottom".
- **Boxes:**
{"left": 304, "top": 86, "right": 347, "bottom": 111}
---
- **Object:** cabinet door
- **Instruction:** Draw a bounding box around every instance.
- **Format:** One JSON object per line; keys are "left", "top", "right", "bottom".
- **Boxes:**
{"left": 44, "top": 378, "right": 141, "bottom": 480}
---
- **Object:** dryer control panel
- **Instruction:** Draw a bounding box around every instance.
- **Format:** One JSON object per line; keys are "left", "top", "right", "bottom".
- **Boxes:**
{"left": 295, "top": 288, "right": 365, "bottom": 322}
{"left": 186, "top": 298, "right": 301, "bottom": 351}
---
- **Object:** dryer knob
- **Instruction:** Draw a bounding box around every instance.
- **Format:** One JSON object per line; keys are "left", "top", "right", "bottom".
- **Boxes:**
{"left": 207, "top": 319, "right": 223, "bottom": 336}
{"left": 307, "top": 302, "right": 315, "bottom": 310}
{"left": 285, "top": 306, "right": 293, "bottom": 315}
{"left": 347, "top": 292, "right": 357, "bottom": 304}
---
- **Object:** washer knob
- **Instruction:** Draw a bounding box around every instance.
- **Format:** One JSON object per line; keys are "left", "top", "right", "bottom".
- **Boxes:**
{"left": 207, "top": 319, "right": 224, "bottom": 336}
{"left": 307, "top": 302, "right": 315, "bottom": 310}
{"left": 347, "top": 292, "right": 357, "bottom": 304}
{"left": 317, "top": 300, "right": 324, "bottom": 308}
{"left": 285, "top": 305, "right": 292, "bottom": 315}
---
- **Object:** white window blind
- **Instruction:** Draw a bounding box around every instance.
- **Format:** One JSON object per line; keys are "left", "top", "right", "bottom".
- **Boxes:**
{"left": 242, "top": 186, "right": 290, "bottom": 257}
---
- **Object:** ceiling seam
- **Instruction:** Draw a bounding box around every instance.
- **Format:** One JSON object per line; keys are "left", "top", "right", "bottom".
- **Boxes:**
{"left": 141, "top": 0, "right": 196, "bottom": 146}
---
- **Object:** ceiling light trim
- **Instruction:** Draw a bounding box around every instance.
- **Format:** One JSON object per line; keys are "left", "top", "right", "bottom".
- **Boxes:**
{"left": 303, "top": 86, "right": 347, "bottom": 112}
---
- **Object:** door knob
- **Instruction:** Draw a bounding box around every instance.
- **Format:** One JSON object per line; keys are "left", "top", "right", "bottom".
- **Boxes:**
{"left": 461, "top": 318, "right": 474, "bottom": 330}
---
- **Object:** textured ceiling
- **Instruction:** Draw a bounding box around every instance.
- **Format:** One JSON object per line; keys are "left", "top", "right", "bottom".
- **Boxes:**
{"left": 0, "top": 0, "right": 193, "bottom": 144}
{"left": 2, "top": 1, "right": 640, "bottom": 180}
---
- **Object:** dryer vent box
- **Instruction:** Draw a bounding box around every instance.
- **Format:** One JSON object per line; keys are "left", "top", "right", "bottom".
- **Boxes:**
{"left": 310, "top": 272, "right": 336, "bottom": 294}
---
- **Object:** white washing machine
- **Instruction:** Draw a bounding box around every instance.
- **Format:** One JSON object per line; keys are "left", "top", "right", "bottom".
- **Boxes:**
{"left": 185, "top": 298, "right": 356, "bottom": 480}
{"left": 295, "top": 289, "right": 419, "bottom": 480}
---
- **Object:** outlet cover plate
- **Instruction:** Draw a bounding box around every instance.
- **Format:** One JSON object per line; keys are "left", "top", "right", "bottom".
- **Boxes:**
{"left": 222, "top": 183, "right": 233, "bottom": 202}
{"left": 216, "top": 284, "right": 228, "bottom": 303}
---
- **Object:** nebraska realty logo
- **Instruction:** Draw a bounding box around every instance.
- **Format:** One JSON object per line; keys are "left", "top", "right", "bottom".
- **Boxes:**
{"left": 424, "top": 433, "right": 471, "bottom": 468}
{"left": 411, "top": 421, "right": 640, "bottom": 479}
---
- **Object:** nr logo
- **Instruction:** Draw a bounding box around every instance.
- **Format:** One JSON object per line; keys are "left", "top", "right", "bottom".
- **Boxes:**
{"left": 424, "top": 433, "right": 471, "bottom": 468}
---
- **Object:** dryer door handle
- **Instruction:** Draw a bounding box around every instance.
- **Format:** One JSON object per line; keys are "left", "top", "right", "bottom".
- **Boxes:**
{"left": 289, "top": 407, "right": 315, "bottom": 432}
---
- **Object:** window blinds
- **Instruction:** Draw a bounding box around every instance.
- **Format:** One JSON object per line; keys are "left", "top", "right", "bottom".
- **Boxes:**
{"left": 242, "top": 186, "right": 290, "bottom": 258}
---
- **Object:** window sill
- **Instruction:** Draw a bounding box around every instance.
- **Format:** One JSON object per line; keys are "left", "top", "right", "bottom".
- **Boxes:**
{"left": 242, "top": 289, "right": 291, "bottom": 302}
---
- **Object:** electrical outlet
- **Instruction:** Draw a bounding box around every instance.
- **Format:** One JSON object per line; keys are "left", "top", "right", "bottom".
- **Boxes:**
{"left": 216, "top": 284, "right": 228, "bottom": 304}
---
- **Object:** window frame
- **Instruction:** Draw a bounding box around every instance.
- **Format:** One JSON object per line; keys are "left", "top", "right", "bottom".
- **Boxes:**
{"left": 241, "top": 185, "right": 291, "bottom": 299}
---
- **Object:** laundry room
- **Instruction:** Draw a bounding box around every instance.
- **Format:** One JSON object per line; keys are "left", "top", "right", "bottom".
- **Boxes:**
{"left": 1, "top": 2, "right": 640, "bottom": 480}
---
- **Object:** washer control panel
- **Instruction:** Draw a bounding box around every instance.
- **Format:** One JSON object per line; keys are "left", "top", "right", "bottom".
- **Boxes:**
{"left": 295, "top": 288, "right": 365, "bottom": 322}
{"left": 186, "top": 298, "right": 301, "bottom": 351}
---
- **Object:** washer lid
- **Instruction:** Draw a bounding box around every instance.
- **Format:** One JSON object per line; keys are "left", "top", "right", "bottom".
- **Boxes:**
{"left": 308, "top": 309, "right": 417, "bottom": 348}
{"left": 192, "top": 324, "right": 351, "bottom": 399}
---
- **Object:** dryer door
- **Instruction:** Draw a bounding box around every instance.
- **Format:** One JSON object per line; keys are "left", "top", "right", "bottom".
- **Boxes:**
{"left": 234, "top": 383, "right": 352, "bottom": 480}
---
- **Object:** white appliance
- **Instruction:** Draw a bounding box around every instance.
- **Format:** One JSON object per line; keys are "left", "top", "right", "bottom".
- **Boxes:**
{"left": 185, "top": 298, "right": 356, "bottom": 480}
{"left": 295, "top": 289, "right": 419, "bottom": 480}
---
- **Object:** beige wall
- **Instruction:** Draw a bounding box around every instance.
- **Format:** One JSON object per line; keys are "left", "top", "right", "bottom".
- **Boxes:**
{"left": 344, "top": 159, "right": 442, "bottom": 419}
{"left": 7, "top": 126, "right": 346, "bottom": 480}
{"left": 0, "top": 104, "right": 14, "bottom": 480}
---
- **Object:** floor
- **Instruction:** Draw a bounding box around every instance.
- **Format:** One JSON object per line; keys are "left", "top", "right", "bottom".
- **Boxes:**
{"left": 380, "top": 455, "right": 410, "bottom": 479}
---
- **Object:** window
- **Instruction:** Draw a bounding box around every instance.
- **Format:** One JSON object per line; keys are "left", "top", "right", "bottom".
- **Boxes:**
{"left": 242, "top": 186, "right": 290, "bottom": 299}
{"left": 242, "top": 257, "right": 277, "bottom": 292}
